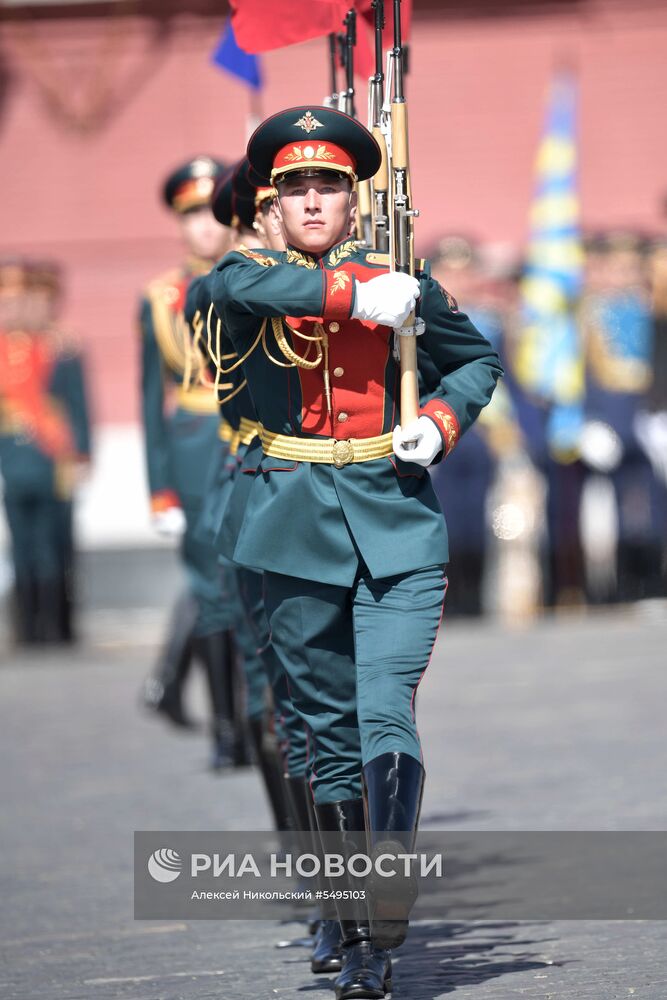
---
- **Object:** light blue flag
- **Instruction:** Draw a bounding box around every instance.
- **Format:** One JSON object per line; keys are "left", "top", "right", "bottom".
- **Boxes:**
{"left": 516, "top": 70, "right": 585, "bottom": 458}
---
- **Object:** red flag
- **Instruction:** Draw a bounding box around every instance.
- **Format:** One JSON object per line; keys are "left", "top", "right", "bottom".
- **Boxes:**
{"left": 337, "top": 1, "right": 414, "bottom": 80}
{"left": 230, "top": 0, "right": 348, "bottom": 53}
{"left": 229, "top": 0, "right": 411, "bottom": 81}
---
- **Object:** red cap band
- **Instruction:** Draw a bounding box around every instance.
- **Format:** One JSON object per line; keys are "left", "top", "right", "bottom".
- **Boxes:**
{"left": 172, "top": 177, "right": 215, "bottom": 213}
{"left": 272, "top": 141, "right": 356, "bottom": 182}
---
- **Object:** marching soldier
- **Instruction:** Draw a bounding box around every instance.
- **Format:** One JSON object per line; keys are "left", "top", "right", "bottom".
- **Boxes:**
{"left": 210, "top": 107, "right": 502, "bottom": 999}
{"left": 139, "top": 155, "right": 249, "bottom": 768}
{"left": 0, "top": 258, "right": 90, "bottom": 644}
{"left": 186, "top": 161, "right": 316, "bottom": 858}
{"left": 189, "top": 160, "right": 340, "bottom": 970}
{"left": 579, "top": 230, "right": 664, "bottom": 601}
{"left": 429, "top": 237, "right": 512, "bottom": 615}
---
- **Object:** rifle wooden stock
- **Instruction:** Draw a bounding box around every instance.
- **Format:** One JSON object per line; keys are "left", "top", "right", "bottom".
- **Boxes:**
{"left": 399, "top": 334, "right": 419, "bottom": 425}
{"left": 391, "top": 100, "right": 409, "bottom": 170}
{"left": 391, "top": 99, "right": 419, "bottom": 426}
{"left": 357, "top": 178, "right": 373, "bottom": 246}
{"left": 373, "top": 128, "right": 389, "bottom": 192}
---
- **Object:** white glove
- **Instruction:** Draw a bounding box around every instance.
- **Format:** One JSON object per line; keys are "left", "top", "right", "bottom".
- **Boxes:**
{"left": 579, "top": 420, "right": 623, "bottom": 473}
{"left": 392, "top": 416, "right": 443, "bottom": 467}
{"left": 634, "top": 411, "right": 667, "bottom": 487}
{"left": 152, "top": 506, "right": 187, "bottom": 537}
{"left": 352, "top": 272, "right": 420, "bottom": 327}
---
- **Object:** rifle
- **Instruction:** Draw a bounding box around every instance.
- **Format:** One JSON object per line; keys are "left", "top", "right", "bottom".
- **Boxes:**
{"left": 387, "top": 0, "right": 420, "bottom": 425}
{"left": 337, "top": 8, "right": 373, "bottom": 246}
{"left": 369, "top": 0, "right": 389, "bottom": 252}
{"left": 341, "top": 8, "right": 356, "bottom": 118}
{"left": 323, "top": 33, "right": 339, "bottom": 108}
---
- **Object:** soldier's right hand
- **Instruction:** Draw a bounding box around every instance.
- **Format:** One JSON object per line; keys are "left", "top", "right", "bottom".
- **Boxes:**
{"left": 352, "top": 273, "right": 420, "bottom": 327}
{"left": 152, "top": 507, "right": 187, "bottom": 537}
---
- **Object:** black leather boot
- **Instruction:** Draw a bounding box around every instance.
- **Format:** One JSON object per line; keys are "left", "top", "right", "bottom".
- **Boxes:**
{"left": 362, "top": 751, "right": 425, "bottom": 950}
{"left": 154, "top": 641, "right": 196, "bottom": 728}
{"left": 248, "top": 717, "right": 292, "bottom": 831}
{"left": 12, "top": 576, "right": 40, "bottom": 645}
{"left": 225, "top": 633, "right": 254, "bottom": 767}
{"left": 284, "top": 775, "right": 312, "bottom": 840}
{"left": 146, "top": 592, "right": 197, "bottom": 727}
{"left": 55, "top": 565, "right": 76, "bottom": 644}
{"left": 315, "top": 799, "right": 391, "bottom": 999}
{"left": 300, "top": 785, "right": 342, "bottom": 973}
{"left": 195, "top": 631, "right": 237, "bottom": 770}
{"left": 283, "top": 776, "right": 322, "bottom": 936}
{"left": 311, "top": 918, "right": 344, "bottom": 975}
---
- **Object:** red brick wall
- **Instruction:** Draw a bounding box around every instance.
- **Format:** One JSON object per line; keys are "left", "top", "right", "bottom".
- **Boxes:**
{"left": 1, "top": 2, "right": 666, "bottom": 423}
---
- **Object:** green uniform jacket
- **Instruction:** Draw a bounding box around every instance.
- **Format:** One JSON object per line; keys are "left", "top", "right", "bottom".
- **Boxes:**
{"left": 140, "top": 263, "right": 220, "bottom": 509}
{"left": 211, "top": 240, "right": 503, "bottom": 586}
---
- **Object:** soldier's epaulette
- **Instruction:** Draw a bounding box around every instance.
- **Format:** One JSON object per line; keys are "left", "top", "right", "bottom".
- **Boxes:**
{"left": 145, "top": 267, "right": 183, "bottom": 306}
{"left": 235, "top": 246, "right": 279, "bottom": 267}
{"left": 364, "top": 252, "right": 428, "bottom": 275}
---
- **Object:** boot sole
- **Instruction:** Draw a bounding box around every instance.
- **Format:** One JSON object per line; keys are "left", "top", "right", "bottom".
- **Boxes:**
{"left": 335, "top": 974, "right": 392, "bottom": 999}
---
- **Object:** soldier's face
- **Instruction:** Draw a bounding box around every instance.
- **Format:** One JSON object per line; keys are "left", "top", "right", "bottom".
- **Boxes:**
{"left": 178, "top": 207, "right": 231, "bottom": 260}
{"left": 0, "top": 289, "right": 26, "bottom": 332}
{"left": 24, "top": 289, "right": 57, "bottom": 331}
{"left": 275, "top": 173, "right": 356, "bottom": 254}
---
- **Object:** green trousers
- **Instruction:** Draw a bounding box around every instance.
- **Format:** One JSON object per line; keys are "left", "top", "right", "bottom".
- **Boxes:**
{"left": 264, "top": 563, "right": 447, "bottom": 803}
{"left": 237, "top": 566, "right": 309, "bottom": 778}
{"left": 181, "top": 503, "right": 236, "bottom": 637}
{"left": 4, "top": 494, "right": 70, "bottom": 580}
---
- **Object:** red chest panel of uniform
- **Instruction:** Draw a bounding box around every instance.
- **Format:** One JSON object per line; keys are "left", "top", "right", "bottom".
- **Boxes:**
{"left": 172, "top": 276, "right": 190, "bottom": 313}
{"left": 288, "top": 260, "right": 395, "bottom": 438}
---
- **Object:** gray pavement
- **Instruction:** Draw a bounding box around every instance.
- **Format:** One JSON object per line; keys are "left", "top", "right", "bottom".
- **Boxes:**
{"left": 1, "top": 587, "right": 667, "bottom": 999}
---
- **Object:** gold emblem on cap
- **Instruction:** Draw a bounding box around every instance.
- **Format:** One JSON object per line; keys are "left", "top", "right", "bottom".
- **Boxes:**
{"left": 285, "top": 144, "right": 336, "bottom": 164}
{"left": 191, "top": 157, "right": 215, "bottom": 177}
{"left": 294, "top": 111, "right": 324, "bottom": 133}
{"left": 196, "top": 177, "right": 214, "bottom": 197}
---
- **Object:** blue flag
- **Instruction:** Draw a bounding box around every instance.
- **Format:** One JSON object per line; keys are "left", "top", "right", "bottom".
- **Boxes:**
{"left": 516, "top": 69, "right": 585, "bottom": 458}
{"left": 212, "top": 19, "right": 263, "bottom": 90}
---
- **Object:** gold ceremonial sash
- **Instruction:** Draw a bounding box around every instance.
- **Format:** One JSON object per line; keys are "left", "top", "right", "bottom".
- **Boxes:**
{"left": 177, "top": 385, "right": 217, "bottom": 414}
{"left": 259, "top": 426, "right": 393, "bottom": 469}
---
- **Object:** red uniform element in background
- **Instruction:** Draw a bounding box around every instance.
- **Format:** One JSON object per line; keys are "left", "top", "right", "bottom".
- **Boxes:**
{"left": 0, "top": 332, "right": 75, "bottom": 460}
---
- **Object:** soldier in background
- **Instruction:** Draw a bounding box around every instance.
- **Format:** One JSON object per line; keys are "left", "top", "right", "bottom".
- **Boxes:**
{"left": 139, "top": 156, "right": 251, "bottom": 768}
{"left": 428, "top": 237, "right": 530, "bottom": 616}
{"left": 0, "top": 259, "right": 90, "bottom": 644}
{"left": 427, "top": 237, "right": 499, "bottom": 614}
{"left": 578, "top": 231, "right": 663, "bottom": 602}
{"left": 640, "top": 237, "right": 667, "bottom": 591}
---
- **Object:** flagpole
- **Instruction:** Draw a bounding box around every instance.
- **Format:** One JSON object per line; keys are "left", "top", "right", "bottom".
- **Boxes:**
{"left": 246, "top": 88, "right": 263, "bottom": 143}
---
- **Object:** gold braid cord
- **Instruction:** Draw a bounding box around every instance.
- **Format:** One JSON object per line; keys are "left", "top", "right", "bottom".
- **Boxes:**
{"left": 205, "top": 303, "right": 263, "bottom": 376}
{"left": 198, "top": 299, "right": 331, "bottom": 411}
{"left": 216, "top": 377, "right": 249, "bottom": 406}
{"left": 146, "top": 279, "right": 204, "bottom": 383}
{"left": 266, "top": 318, "right": 324, "bottom": 369}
